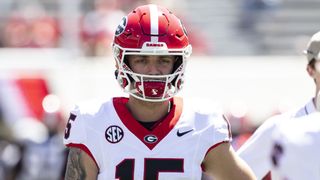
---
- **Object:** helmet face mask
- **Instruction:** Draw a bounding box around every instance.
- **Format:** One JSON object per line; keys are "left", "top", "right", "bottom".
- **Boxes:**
{"left": 113, "top": 4, "right": 192, "bottom": 102}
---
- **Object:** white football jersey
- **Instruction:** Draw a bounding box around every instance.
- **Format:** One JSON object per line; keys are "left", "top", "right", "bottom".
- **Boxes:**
{"left": 237, "top": 99, "right": 316, "bottom": 179}
{"left": 270, "top": 113, "right": 320, "bottom": 180}
{"left": 64, "top": 97, "right": 231, "bottom": 180}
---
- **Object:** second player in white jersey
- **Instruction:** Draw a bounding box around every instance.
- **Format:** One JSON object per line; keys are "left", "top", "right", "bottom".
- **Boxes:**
{"left": 237, "top": 30, "right": 320, "bottom": 179}
{"left": 236, "top": 99, "right": 316, "bottom": 179}
{"left": 270, "top": 113, "right": 320, "bottom": 180}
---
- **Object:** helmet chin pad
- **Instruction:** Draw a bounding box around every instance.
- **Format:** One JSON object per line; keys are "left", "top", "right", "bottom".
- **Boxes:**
{"left": 135, "top": 81, "right": 169, "bottom": 98}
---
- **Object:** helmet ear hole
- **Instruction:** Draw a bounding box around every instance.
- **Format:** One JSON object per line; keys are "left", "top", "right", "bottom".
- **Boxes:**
{"left": 121, "top": 78, "right": 128, "bottom": 88}
{"left": 115, "top": 69, "right": 129, "bottom": 88}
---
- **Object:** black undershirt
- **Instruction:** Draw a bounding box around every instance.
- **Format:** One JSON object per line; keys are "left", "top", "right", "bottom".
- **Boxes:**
{"left": 138, "top": 121, "right": 158, "bottom": 130}
{"left": 137, "top": 100, "right": 173, "bottom": 130}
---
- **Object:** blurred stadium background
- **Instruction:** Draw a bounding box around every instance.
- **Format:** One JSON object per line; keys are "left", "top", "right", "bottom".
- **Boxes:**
{"left": 0, "top": 0, "right": 319, "bottom": 179}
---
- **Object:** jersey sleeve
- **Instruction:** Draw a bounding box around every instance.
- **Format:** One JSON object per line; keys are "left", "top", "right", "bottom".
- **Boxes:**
{"left": 236, "top": 115, "right": 281, "bottom": 179}
{"left": 212, "top": 114, "right": 232, "bottom": 144}
{"left": 63, "top": 106, "right": 87, "bottom": 146}
{"left": 186, "top": 98, "right": 232, "bottom": 146}
{"left": 199, "top": 112, "right": 232, "bottom": 154}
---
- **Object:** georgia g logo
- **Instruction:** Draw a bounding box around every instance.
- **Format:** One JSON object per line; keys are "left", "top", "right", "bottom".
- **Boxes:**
{"left": 105, "top": 125, "right": 124, "bottom": 143}
{"left": 144, "top": 134, "right": 158, "bottom": 144}
{"left": 115, "top": 16, "right": 127, "bottom": 36}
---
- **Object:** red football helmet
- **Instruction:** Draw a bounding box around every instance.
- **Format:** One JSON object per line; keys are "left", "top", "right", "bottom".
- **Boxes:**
{"left": 112, "top": 4, "right": 192, "bottom": 102}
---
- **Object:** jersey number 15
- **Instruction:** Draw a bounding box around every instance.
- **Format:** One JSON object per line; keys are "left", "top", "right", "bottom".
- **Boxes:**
{"left": 116, "top": 158, "right": 184, "bottom": 179}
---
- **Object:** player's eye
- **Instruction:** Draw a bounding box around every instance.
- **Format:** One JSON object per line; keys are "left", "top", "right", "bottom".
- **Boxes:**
{"left": 158, "top": 56, "right": 174, "bottom": 65}
{"left": 159, "top": 59, "right": 170, "bottom": 64}
{"left": 133, "top": 57, "right": 147, "bottom": 64}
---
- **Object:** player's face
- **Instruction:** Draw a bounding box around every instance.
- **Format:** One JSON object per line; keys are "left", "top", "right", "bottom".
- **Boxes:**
{"left": 308, "top": 60, "right": 320, "bottom": 86}
{"left": 127, "top": 55, "right": 176, "bottom": 75}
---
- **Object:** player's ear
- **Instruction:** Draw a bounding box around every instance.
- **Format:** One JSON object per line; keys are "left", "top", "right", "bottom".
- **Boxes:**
{"left": 307, "top": 65, "right": 316, "bottom": 78}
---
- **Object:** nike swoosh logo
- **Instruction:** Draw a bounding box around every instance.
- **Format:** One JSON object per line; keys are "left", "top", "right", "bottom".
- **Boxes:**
{"left": 177, "top": 129, "right": 194, "bottom": 137}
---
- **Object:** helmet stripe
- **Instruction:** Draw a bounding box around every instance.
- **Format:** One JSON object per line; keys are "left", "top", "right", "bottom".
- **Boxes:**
{"left": 149, "top": 4, "right": 159, "bottom": 42}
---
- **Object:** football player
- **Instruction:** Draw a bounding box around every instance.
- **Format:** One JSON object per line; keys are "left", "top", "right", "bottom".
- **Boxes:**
{"left": 270, "top": 112, "right": 320, "bottom": 180}
{"left": 237, "top": 31, "right": 320, "bottom": 179}
{"left": 63, "top": 4, "right": 255, "bottom": 179}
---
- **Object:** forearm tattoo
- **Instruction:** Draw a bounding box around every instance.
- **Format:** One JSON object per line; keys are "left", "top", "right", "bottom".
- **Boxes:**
{"left": 65, "top": 148, "right": 87, "bottom": 180}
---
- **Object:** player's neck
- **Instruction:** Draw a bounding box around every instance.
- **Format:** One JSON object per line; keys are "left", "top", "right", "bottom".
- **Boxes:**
{"left": 126, "top": 97, "right": 171, "bottom": 123}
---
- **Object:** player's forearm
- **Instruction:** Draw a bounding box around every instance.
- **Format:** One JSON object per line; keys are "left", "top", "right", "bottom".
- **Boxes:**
{"left": 65, "top": 148, "right": 98, "bottom": 180}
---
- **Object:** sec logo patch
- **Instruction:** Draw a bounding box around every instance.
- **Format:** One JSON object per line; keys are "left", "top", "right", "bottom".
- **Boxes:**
{"left": 105, "top": 125, "right": 124, "bottom": 143}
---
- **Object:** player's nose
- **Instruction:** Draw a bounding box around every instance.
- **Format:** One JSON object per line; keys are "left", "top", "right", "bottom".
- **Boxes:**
{"left": 146, "top": 58, "right": 161, "bottom": 75}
